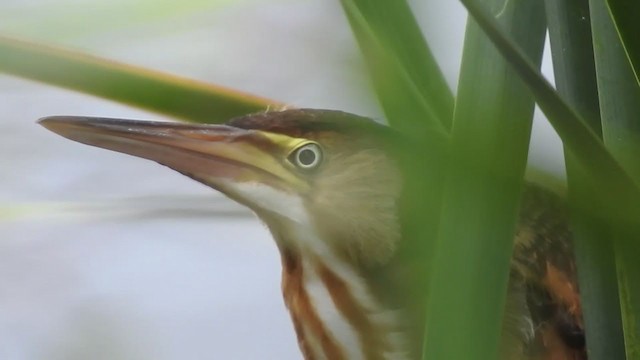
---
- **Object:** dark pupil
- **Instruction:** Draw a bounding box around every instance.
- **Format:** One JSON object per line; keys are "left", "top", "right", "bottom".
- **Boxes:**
{"left": 298, "top": 148, "right": 316, "bottom": 166}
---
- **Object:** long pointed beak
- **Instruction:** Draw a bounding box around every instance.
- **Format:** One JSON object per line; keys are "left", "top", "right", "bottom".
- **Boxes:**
{"left": 39, "top": 116, "right": 307, "bottom": 192}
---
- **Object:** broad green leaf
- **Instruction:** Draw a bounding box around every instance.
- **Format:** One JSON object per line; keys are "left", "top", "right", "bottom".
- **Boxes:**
{"left": 606, "top": 0, "right": 640, "bottom": 86}
{"left": 422, "top": 0, "right": 546, "bottom": 359}
{"left": 591, "top": 0, "right": 640, "bottom": 356}
{"left": 545, "top": 0, "right": 626, "bottom": 357}
{"left": 0, "top": 36, "right": 277, "bottom": 124}
{"left": 339, "top": 0, "right": 453, "bottom": 137}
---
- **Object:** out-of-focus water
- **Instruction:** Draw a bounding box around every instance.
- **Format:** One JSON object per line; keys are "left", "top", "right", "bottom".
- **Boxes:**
{"left": 0, "top": 1, "right": 564, "bottom": 359}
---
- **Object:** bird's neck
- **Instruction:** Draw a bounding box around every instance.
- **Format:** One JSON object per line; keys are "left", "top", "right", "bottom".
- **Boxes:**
{"left": 269, "top": 219, "right": 410, "bottom": 360}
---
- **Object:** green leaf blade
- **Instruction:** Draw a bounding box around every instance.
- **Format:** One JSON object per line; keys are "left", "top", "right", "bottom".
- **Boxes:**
{"left": 590, "top": 0, "right": 640, "bottom": 356}
{"left": 340, "top": 3, "right": 455, "bottom": 342}
{"left": 545, "top": 0, "right": 626, "bottom": 358}
{"left": 458, "top": 0, "right": 640, "bottom": 210}
{"left": 339, "top": 0, "right": 453, "bottom": 137}
{"left": 422, "top": 0, "right": 547, "bottom": 358}
{"left": 0, "top": 36, "right": 277, "bottom": 124}
{"left": 606, "top": 0, "right": 640, "bottom": 86}
{"left": 461, "top": 0, "right": 640, "bottom": 357}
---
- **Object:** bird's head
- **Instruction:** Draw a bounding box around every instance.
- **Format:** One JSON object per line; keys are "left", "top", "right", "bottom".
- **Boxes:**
{"left": 40, "top": 109, "right": 408, "bottom": 265}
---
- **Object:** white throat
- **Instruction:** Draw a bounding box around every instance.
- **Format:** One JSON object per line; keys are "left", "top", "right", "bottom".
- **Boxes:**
{"left": 220, "top": 180, "right": 408, "bottom": 359}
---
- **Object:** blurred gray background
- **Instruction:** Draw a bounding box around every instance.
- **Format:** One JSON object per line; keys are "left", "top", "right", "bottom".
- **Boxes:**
{"left": 0, "top": 0, "right": 563, "bottom": 359}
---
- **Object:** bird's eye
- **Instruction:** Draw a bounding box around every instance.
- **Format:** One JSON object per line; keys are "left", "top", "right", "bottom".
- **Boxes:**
{"left": 290, "top": 143, "right": 323, "bottom": 170}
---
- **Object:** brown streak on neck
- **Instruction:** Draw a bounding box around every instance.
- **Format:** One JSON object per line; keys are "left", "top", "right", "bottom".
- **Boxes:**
{"left": 281, "top": 250, "right": 345, "bottom": 360}
{"left": 316, "top": 261, "right": 387, "bottom": 360}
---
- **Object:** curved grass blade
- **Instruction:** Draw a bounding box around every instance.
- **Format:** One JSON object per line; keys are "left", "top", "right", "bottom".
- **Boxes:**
{"left": 606, "top": 0, "right": 640, "bottom": 86}
{"left": 0, "top": 36, "right": 279, "bottom": 124}
{"left": 422, "top": 0, "right": 546, "bottom": 358}
{"left": 545, "top": 0, "right": 626, "bottom": 357}
{"left": 339, "top": 0, "right": 453, "bottom": 137}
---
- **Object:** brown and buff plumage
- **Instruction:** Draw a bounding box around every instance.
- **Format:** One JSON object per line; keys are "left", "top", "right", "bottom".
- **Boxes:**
{"left": 229, "top": 110, "right": 586, "bottom": 359}
{"left": 41, "top": 108, "right": 586, "bottom": 360}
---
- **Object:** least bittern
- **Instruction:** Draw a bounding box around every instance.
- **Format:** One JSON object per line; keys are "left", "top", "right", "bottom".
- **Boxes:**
{"left": 40, "top": 109, "right": 585, "bottom": 360}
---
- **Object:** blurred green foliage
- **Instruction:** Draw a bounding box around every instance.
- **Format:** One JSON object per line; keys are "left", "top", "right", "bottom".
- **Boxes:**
{"left": 0, "top": 0, "right": 236, "bottom": 41}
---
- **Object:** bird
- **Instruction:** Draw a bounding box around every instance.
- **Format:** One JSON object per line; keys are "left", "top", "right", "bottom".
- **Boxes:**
{"left": 39, "top": 108, "right": 585, "bottom": 360}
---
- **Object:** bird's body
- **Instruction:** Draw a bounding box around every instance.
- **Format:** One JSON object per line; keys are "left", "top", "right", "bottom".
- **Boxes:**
{"left": 40, "top": 108, "right": 585, "bottom": 360}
